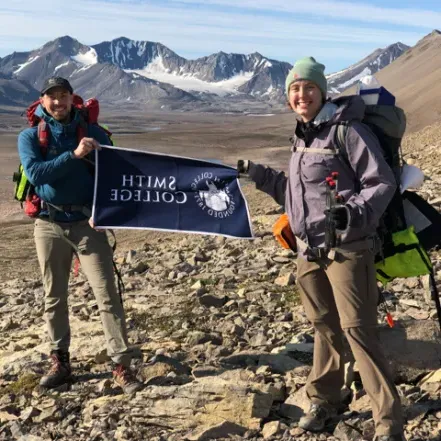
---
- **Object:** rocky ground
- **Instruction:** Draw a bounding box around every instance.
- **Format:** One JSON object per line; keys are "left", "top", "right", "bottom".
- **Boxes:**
{"left": 0, "top": 178, "right": 441, "bottom": 441}
{"left": 2, "top": 116, "right": 441, "bottom": 441}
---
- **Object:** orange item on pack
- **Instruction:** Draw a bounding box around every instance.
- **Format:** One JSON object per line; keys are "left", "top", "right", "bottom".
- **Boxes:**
{"left": 273, "top": 213, "right": 297, "bottom": 251}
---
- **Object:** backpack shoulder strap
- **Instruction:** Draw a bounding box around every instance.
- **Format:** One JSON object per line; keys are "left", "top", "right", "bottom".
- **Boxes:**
{"left": 289, "top": 132, "right": 298, "bottom": 152}
{"left": 334, "top": 122, "right": 349, "bottom": 157}
{"left": 333, "top": 122, "right": 351, "bottom": 168}
{"left": 333, "top": 122, "right": 361, "bottom": 193}
{"left": 76, "top": 116, "right": 88, "bottom": 142}
{"left": 37, "top": 120, "right": 49, "bottom": 155}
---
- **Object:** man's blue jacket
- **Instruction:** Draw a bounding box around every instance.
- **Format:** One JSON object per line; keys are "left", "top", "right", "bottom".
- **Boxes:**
{"left": 18, "top": 104, "right": 111, "bottom": 221}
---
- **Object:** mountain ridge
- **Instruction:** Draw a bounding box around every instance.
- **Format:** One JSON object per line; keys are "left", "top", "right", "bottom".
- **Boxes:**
{"left": 0, "top": 35, "right": 414, "bottom": 112}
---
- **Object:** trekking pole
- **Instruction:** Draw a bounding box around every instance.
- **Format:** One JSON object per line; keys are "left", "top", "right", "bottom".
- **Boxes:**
{"left": 325, "top": 176, "right": 337, "bottom": 250}
{"left": 429, "top": 271, "right": 441, "bottom": 331}
{"left": 325, "top": 172, "right": 345, "bottom": 250}
{"left": 331, "top": 172, "right": 344, "bottom": 247}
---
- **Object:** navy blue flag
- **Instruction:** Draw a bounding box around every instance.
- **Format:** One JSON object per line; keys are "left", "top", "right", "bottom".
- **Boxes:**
{"left": 92, "top": 146, "right": 254, "bottom": 239}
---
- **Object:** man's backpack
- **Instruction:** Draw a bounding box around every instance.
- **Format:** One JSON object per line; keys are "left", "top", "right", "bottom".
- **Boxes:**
{"left": 13, "top": 95, "right": 112, "bottom": 217}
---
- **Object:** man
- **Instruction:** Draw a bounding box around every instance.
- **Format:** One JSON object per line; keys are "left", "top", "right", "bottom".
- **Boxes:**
{"left": 237, "top": 57, "right": 406, "bottom": 441}
{"left": 18, "top": 77, "right": 142, "bottom": 394}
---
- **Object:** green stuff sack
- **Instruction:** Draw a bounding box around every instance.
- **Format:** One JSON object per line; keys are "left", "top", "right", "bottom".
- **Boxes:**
{"left": 13, "top": 164, "right": 32, "bottom": 202}
{"left": 375, "top": 226, "right": 432, "bottom": 285}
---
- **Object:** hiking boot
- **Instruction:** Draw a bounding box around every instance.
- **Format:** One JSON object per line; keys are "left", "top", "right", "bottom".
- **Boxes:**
{"left": 39, "top": 350, "right": 72, "bottom": 388}
{"left": 112, "top": 364, "right": 143, "bottom": 394}
{"left": 375, "top": 435, "right": 407, "bottom": 441}
{"left": 298, "top": 403, "right": 337, "bottom": 432}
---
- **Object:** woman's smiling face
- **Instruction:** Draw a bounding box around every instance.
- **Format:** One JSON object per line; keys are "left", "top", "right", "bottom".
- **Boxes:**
{"left": 288, "top": 80, "right": 323, "bottom": 122}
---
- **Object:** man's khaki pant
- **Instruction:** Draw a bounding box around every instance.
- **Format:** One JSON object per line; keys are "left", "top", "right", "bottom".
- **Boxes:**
{"left": 34, "top": 218, "right": 132, "bottom": 367}
{"left": 297, "top": 249, "right": 403, "bottom": 436}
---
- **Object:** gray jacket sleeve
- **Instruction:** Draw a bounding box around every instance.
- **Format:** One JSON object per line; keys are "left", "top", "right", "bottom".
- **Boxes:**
{"left": 247, "top": 161, "right": 287, "bottom": 206}
{"left": 344, "top": 122, "right": 397, "bottom": 229}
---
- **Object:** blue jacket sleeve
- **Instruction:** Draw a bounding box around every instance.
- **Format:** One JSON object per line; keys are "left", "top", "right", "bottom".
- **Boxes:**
{"left": 18, "top": 130, "right": 74, "bottom": 186}
{"left": 18, "top": 125, "right": 111, "bottom": 187}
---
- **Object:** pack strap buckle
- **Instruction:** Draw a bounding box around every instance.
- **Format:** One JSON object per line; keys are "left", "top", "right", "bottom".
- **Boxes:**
{"left": 297, "top": 235, "right": 378, "bottom": 262}
{"left": 43, "top": 202, "right": 92, "bottom": 218}
{"left": 306, "top": 247, "right": 329, "bottom": 262}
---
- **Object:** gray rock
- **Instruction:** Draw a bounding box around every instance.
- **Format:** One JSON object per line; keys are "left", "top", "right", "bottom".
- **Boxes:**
{"left": 262, "top": 420, "right": 285, "bottom": 439}
{"left": 186, "top": 421, "right": 247, "bottom": 441}
{"left": 272, "top": 256, "right": 292, "bottom": 264}
{"left": 333, "top": 420, "right": 365, "bottom": 441}
{"left": 17, "top": 436, "right": 47, "bottom": 441}
{"left": 199, "top": 294, "right": 227, "bottom": 308}
{"left": 280, "top": 388, "right": 310, "bottom": 423}
{"left": 274, "top": 273, "right": 296, "bottom": 286}
{"left": 126, "top": 250, "right": 136, "bottom": 263}
{"left": 258, "top": 353, "right": 303, "bottom": 374}
{"left": 132, "top": 261, "right": 149, "bottom": 274}
{"left": 191, "top": 365, "right": 224, "bottom": 378}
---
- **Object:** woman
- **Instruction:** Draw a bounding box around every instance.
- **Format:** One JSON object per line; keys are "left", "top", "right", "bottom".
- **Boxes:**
{"left": 238, "top": 57, "right": 405, "bottom": 441}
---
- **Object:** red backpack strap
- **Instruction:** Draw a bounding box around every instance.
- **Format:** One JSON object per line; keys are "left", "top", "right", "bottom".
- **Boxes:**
{"left": 76, "top": 115, "right": 88, "bottom": 142}
{"left": 26, "top": 100, "right": 41, "bottom": 127}
{"left": 71, "top": 95, "right": 89, "bottom": 142}
{"left": 37, "top": 121, "right": 49, "bottom": 154}
{"left": 84, "top": 98, "right": 99, "bottom": 124}
{"left": 72, "top": 94, "right": 84, "bottom": 109}
{"left": 26, "top": 100, "right": 49, "bottom": 155}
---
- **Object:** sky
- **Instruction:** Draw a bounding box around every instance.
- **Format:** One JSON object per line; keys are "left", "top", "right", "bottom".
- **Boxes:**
{"left": 1, "top": 0, "right": 440, "bottom": 73}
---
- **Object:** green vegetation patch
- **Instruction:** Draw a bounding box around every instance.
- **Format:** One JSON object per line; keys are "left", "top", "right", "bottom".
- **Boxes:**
{"left": 0, "top": 373, "right": 39, "bottom": 396}
{"left": 128, "top": 299, "right": 202, "bottom": 337}
{"left": 280, "top": 287, "right": 300, "bottom": 306}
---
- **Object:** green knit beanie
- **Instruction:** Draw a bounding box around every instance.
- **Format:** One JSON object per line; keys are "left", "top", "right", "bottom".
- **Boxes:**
{"left": 285, "top": 56, "right": 327, "bottom": 98}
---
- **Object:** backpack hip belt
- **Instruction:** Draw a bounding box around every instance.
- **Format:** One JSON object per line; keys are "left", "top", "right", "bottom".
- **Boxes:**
{"left": 296, "top": 235, "right": 378, "bottom": 261}
{"left": 43, "top": 202, "right": 92, "bottom": 218}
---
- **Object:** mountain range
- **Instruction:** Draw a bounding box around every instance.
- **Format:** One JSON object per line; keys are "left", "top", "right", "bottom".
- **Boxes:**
{"left": 0, "top": 35, "right": 410, "bottom": 112}
{"left": 327, "top": 42, "right": 409, "bottom": 94}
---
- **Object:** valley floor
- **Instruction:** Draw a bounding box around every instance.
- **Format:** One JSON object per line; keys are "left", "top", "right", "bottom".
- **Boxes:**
{"left": 1, "top": 112, "right": 441, "bottom": 441}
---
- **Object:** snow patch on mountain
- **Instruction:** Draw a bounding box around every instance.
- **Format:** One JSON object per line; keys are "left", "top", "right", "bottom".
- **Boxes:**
{"left": 127, "top": 56, "right": 254, "bottom": 96}
{"left": 54, "top": 61, "right": 70, "bottom": 72}
{"left": 14, "top": 56, "right": 40, "bottom": 74}
{"left": 338, "top": 67, "right": 372, "bottom": 90}
{"left": 144, "top": 56, "right": 171, "bottom": 74}
{"left": 71, "top": 48, "right": 98, "bottom": 66}
{"left": 262, "top": 85, "right": 273, "bottom": 96}
{"left": 326, "top": 58, "right": 368, "bottom": 81}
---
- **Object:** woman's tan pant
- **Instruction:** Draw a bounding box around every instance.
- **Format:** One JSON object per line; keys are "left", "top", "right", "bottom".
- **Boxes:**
{"left": 34, "top": 218, "right": 132, "bottom": 366}
{"left": 297, "top": 249, "right": 403, "bottom": 436}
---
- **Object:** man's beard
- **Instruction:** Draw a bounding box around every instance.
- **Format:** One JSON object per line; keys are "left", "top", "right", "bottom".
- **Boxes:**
{"left": 52, "top": 108, "right": 73, "bottom": 124}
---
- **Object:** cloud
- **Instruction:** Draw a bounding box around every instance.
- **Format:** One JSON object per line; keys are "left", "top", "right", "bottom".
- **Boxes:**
{"left": 0, "top": 0, "right": 429, "bottom": 72}
{"left": 169, "top": 0, "right": 441, "bottom": 29}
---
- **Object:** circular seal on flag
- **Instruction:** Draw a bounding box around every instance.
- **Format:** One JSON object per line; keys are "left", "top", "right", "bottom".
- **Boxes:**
{"left": 191, "top": 173, "right": 236, "bottom": 219}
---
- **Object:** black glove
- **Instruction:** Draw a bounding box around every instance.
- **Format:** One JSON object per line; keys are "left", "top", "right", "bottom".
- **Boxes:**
{"left": 237, "top": 160, "right": 249, "bottom": 174}
{"left": 326, "top": 205, "right": 350, "bottom": 230}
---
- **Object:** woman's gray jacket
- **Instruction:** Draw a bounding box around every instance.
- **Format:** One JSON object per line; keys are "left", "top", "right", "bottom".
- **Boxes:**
{"left": 248, "top": 96, "right": 397, "bottom": 252}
